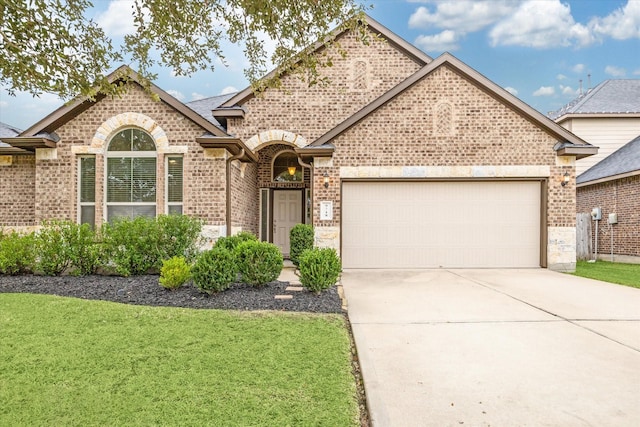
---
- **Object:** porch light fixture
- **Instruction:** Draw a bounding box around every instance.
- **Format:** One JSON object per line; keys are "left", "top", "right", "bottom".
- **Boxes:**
{"left": 561, "top": 172, "right": 570, "bottom": 187}
{"left": 323, "top": 172, "right": 329, "bottom": 188}
{"left": 288, "top": 166, "right": 297, "bottom": 176}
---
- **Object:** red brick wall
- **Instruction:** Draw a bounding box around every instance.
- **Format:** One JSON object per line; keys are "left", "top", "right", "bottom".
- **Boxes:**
{"left": 577, "top": 175, "right": 639, "bottom": 257}
{"left": 230, "top": 162, "right": 259, "bottom": 234}
{"left": 0, "top": 156, "right": 36, "bottom": 226}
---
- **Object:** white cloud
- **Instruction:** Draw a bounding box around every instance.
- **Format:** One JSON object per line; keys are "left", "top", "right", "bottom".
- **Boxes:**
{"left": 415, "top": 30, "right": 460, "bottom": 52}
{"left": 572, "top": 63, "right": 586, "bottom": 73}
{"left": 409, "top": 1, "right": 517, "bottom": 32}
{"left": 533, "top": 86, "right": 555, "bottom": 96}
{"left": 504, "top": 86, "right": 518, "bottom": 96}
{"left": 166, "top": 90, "right": 185, "bottom": 101}
{"left": 604, "top": 65, "right": 626, "bottom": 77}
{"left": 96, "top": 0, "right": 137, "bottom": 38}
{"left": 219, "top": 86, "right": 238, "bottom": 95}
{"left": 556, "top": 74, "right": 567, "bottom": 81}
{"left": 489, "top": 0, "right": 594, "bottom": 48}
{"left": 190, "top": 92, "right": 205, "bottom": 101}
{"left": 589, "top": 0, "right": 640, "bottom": 40}
{"left": 559, "top": 85, "right": 579, "bottom": 96}
{"left": 634, "top": 68, "right": 640, "bottom": 75}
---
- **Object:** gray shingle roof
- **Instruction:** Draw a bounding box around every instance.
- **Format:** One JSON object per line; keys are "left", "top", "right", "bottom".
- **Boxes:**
{"left": 549, "top": 80, "right": 640, "bottom": 120}
{"left": 0, "top": 121, "right": 22, "bottom": 147}
{"left": 577, "top": 134, "right": 640, "bottom": 184}
{"left": 185, "top": 93, "right": 238, "bottom": 130}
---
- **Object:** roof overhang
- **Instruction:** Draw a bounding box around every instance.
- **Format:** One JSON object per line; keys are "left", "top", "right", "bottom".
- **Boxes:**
{"left": 0, "top": 145, "right": 32, "bottom": 155}
{"left": 577, "top": 170, "right": 640, "bottom": 188}
{"left": 212, "top": 108, "right": 245, "bottom": 119}
{"left": 1, "top": 137, "right": 58, "bottom": 151}
{"left": 555, "top": 112, "right": 640, "bottom": 123}
{"left": 195, "top": 136, "right": 258, "bottom": 162}
{"left": 554, "top": 142, "right": 599, "bottom": 159}
{"left": 294, "top": 145, "right": 335, "bottom": 160}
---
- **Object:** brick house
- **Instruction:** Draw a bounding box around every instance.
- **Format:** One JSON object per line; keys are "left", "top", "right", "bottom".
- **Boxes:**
{"left": 0, "top": 15, "right": 595, "bottom": 271}
{"left": 551, "top": 80, "right": 640, "bottom": 262}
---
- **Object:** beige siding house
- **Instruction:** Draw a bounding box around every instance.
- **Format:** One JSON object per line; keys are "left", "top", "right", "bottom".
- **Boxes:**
{"left": 0, "top": 15, "right": 596, "bottom": 271}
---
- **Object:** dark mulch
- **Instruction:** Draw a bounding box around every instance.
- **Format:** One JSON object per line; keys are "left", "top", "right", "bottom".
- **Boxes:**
{"left": 0, "top": 274, "right": 343, "bottom": 313}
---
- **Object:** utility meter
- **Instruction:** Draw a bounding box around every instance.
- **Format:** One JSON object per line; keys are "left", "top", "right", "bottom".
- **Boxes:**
{"left": 591, "top": 207, "right": 602, "bottom": 221}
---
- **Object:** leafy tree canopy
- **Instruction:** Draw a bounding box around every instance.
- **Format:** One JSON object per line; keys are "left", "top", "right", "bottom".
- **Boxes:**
{"left": 0, "top": 0, "right": 367, "bottom": 100}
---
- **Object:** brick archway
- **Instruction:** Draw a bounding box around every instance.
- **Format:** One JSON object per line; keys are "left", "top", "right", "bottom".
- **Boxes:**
{"left": 90, "top": 112, "right": 169, "bottom": 153}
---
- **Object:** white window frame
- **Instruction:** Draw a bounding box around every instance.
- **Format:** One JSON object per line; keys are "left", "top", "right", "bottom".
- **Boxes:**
{"left": 104, "top": 130, "right": 157, "bottom": 221}
{"left": 77, "top": 155, "right": 96, "bottom": 225}
{"left": 165, "top": 155, "right": 183, "bottom": 215}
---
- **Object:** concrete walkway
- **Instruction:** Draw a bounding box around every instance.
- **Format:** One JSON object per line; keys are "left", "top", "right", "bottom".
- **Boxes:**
{"left": 342, "top": 269, "right": 640, "bottom": 427}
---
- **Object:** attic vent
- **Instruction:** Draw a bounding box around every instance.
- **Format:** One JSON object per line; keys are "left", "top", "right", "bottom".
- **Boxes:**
{"left": 353, "top": 60, "right": 368, "bottom": 90}
{"left": 435, "top": 102, "right": 454, "bottom": 136}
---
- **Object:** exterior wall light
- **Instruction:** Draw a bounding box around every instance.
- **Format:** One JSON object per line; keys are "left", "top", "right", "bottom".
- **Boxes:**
{"left": 323, "top": 172, "right": 329, "bottom": 188}
{"left": 561, "top": 172, "right": 570, "bottom": 187}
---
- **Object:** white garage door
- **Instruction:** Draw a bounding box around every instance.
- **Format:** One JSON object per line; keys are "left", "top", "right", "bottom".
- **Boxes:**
{"left": 342, "top": 181, "right": 541, "bottom": 268}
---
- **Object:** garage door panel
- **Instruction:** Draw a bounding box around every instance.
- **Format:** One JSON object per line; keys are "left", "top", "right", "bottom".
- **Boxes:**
{"left": 342, "top": 181, "right": 541, "bottom": 268}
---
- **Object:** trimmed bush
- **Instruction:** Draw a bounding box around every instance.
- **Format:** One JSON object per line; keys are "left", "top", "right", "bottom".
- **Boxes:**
{"left": 0, "top": 231, "right": 36, "bottom": 275}
{"left": 35, "top": 220, "right": 101, "bottom": 276}
{"left": 100, "top": 216, "right": 161, "bottom": 276}
{"left": 214, "top": 231, "right": 258, "bottom": 252}
{"left": 289, "top": 224, "right": 314, "bottom": 267}
{"left": 156, "top": 215, "right": 203, "bottom": 262}
{"left": 235, "top": 240, "right": 283, "bottom": 287}
{"left": 159, "top": 256, "right": 191, "bottom": 290}
{"left": 298, "top": 248, "right": 342, "bottom": 293}
{"left": 191, "top": 248, "right": 236, "bottom": 294}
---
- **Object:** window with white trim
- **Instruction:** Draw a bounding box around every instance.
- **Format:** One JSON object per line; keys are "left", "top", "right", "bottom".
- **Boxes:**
{"left": 166, "top": 156, "right": 183, "bottom": 215}
{"left": 78, "top": 156, "right": 96, "bottom": 226}
{"left": 106, "top": 128, "right": 157, "bottom": 221}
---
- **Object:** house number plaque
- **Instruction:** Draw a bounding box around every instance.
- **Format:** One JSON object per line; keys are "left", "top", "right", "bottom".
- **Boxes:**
{"left": 320, "top": 201, "right": 333, "bottom": 220}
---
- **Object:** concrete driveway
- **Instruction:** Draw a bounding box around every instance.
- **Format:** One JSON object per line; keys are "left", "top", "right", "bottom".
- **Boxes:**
{"left": 342, "top": 269, "right": 640, "bottom": 427}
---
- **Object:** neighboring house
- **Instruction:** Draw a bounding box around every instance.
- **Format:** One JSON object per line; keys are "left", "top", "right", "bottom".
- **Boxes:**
{"left": 550, "top": 79, "right": 640, "bottom": 175}
{"left": 0, "top": 15, "right": 596, "bottom": 271}
{"left": 576, "top": 135, "right": 640, "bottom": 260}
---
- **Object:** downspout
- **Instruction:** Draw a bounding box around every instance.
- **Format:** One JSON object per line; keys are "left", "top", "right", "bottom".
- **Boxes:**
{"left": 297, "top": 156, "right": 314, "bottom": 224}
{"left": 226, "top": 149, "right": 245, "bottom": 237}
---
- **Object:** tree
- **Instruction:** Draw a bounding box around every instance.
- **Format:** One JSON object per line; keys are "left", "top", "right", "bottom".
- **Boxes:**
{"left": 0, "top": 0, "right": 367, "bottom": 100}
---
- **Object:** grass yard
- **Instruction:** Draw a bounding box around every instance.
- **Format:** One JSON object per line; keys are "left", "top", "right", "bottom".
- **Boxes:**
{"left": 573, "top": 260, "right": 640, "bottom": 289}
{"left": 0, "top": 294, "right": 359, "bottom": 426}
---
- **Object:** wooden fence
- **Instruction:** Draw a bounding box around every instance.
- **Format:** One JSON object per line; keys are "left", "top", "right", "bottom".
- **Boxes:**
{"left": 576, "top": 213, "right": 592, "bottom": 260}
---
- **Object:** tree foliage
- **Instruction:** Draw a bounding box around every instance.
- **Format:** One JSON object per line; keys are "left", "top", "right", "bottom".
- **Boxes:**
{"left": 0, "top": 0, "right": 367, "bottom": 100}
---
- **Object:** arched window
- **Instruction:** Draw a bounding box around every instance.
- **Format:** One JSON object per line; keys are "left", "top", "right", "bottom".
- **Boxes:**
{"left": 272, "top": 151, "right": 303, "bottom": 182}
{"left": 106, "top": 128, "right": 157, "bottom": 220}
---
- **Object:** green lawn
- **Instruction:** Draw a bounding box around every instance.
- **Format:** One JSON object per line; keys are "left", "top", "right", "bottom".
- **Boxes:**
{"left": 573, "top": 260, "right": 640, "bottom": 289}
{"left": 0, "top": 294, "right": 359, "bottom": 426}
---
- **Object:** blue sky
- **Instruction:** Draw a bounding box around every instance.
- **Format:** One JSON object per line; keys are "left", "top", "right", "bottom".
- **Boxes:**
{"left": 1, "top": 0, "right": 639, "bottom": 130}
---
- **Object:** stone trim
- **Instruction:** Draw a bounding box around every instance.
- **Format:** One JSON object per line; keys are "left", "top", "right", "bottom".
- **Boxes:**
{"left": 340, "top": 165, "right": 551, "bottom": 179}
{"left": 246, "top": 130, "right": 307, "bottom": 152}
{"left": 0, "top": 156, "right": 12, "bottom": 166}
{"left": 90, "top": 112, "right": 169, "bottom": 153}
{"left": 547, "top": 226, "right": 576, "bottom": 272}
{"left": 35, "top": 148, "right": 57, "bottom": 161}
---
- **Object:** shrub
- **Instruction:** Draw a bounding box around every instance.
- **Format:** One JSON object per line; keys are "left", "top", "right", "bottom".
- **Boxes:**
{"left": 33, "top": 220, "right": 100, "bottom": 276}
{"left": 191, "top": 248, "right": 236, "bottom": 294}
{"left": 298, "top": 248, "right": 342, "bottom": 293}
{"left": 235, "top": 240, "right": 283, "bottom": 287}
{"left": 0, "top": 231, "right": 36, "bottom": 275}
{"left": 66, "top": 222, "right": 101, "bottom": 276}
{"left": 214, "top": 231, "right": 257, "bottom": 252}
{"left": 100, "top": 216, "right": 162, "bottom": 276}
{"left": 159, "top": 256, "right": 191, "bottom": 290}
{"left": 156, "top": 215, "right": 203, "bottom": 262}
{"left": 289, "top": 224, "right": 314, "bottom": 267}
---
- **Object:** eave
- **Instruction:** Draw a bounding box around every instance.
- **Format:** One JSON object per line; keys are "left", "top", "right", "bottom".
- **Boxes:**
{"left": 1, "top": 137, "right": 57, "bottom": 151}
{"left": 212, "top": 108, "right": 246, "bottom": 119}
{"left": 294, "top": 145, "right": 335, "bottom": 160}
{"left": 577, "top": 170, "right": 640, "bottom": 188}
{"left": 555, "top": 112, "right": 640, "bottom": 123}
{"left": 554, "top": 142, "right": 599, "bottom": 160}
{"left": 195, "top": 136, "right": 258, "bottom": 162}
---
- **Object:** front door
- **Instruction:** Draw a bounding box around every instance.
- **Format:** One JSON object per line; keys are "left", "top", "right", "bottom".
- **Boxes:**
{"left": 273, "top": 190, "right": 302, "bottom": 257}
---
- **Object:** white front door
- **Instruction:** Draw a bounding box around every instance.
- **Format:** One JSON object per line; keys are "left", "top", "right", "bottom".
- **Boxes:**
{"left": 273, "top": 190, "right": 302, "bottom": 257}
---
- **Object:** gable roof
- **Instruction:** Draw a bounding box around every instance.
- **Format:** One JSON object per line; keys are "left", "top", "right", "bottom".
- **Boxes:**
{"left": 577, "top": 134, "right": 640, "bottom": 186}
{"left": 306, "top": 52, "right": 595, "bottom": 158}
{"left": 17, "top": 65, "right": 230, "bottom": 138}
{"left": 549, "top": 80, "right": 640, "bottom": 121}
{"left": 215, "top": 14, "right": 432, "bottom": 110}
